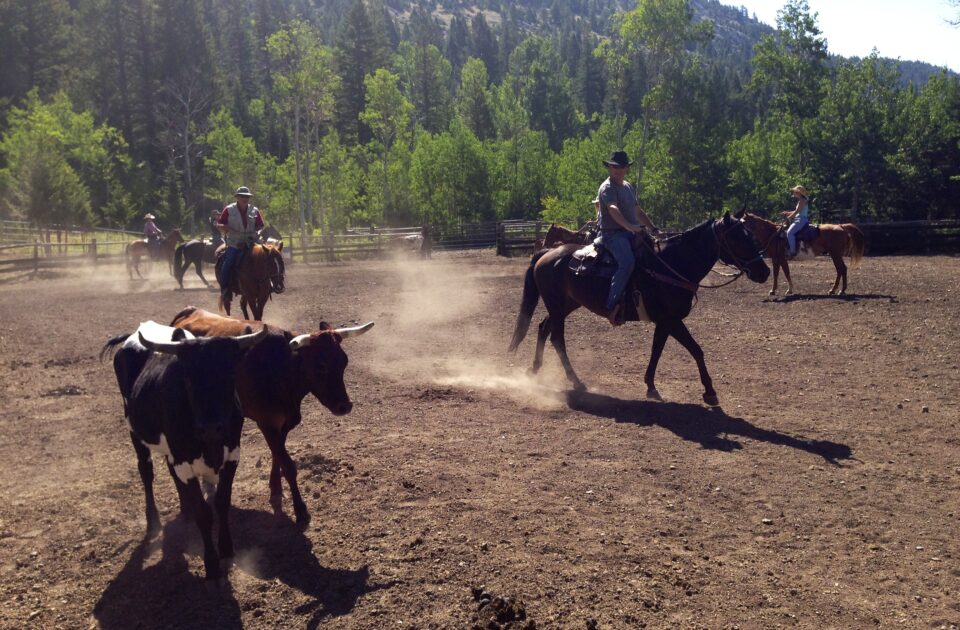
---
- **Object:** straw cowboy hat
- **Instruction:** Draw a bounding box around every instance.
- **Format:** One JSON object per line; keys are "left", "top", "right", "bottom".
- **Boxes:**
{"left": 144, "top": 213, "right": 156, "bottom": 220}
{"left": 234, "top": 186, "right": 253, "bottom": 197}
{"left": 603, "top": 150, "right": 634, "bottom": 168}
{"left": 790, "top": 185, "right": 809, "bottom": 199}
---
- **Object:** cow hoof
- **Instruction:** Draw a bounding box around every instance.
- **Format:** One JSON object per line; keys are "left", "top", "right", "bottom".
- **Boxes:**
{"left": 703, "top": 393, "right": 720, "bottom": 407}
{"left": 646, "top": 388, "right": 663, "bottom": 402}
{"left": 572, "top": 381, "right": 587, "bottom": 393}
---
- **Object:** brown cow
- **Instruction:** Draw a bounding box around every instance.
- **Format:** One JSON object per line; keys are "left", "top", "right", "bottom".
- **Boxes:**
{"left": 170, "top": 306, "right": 373, "bottom": 525}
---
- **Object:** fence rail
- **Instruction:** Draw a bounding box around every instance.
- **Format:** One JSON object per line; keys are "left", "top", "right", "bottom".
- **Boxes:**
{"left": 2, "top": 218, "right": 956, "bottom": 274}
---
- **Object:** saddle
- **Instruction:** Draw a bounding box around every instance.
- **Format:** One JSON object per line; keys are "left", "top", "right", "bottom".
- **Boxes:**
{"left": 779, "top": 223, "right": 820, "bottom": 243}
{"left": 568, "top": 242, "right": 650, "bottom": 322}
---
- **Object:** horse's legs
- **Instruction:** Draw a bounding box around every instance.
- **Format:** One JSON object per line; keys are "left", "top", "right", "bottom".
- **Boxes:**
{"left": 531, "top": 316, "right": 551, "bottom": 374}
{"left": 643, "top": 324, "right": 670, "bottom": 401}
{"left": 781, "top": 258, "right": 794, "bottom": 295}
{"left": 549, "top": 320, "right": 584, "bottom": 391}
{"left": 251, "top": 297, "right": 265, "bottom": 321}
{"left": 194, "top": 259, "right": 210, "bottom": 287}
{"left": 668, "top": 320, "right": 718, "bottom": 406}
{"left": 239, "top": 296, "right": 251, "bottom": 320}
{"left": 829, "top": 252, "right": 846, "bottom": 295}
{"left": 770, "top": 258, "right": 780, "bottom": 295}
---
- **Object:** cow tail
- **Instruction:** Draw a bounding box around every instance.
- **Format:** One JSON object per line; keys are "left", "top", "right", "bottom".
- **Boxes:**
{"left": 99, "top": 334, "right": 129, "bottom": 362}
{"left": 842, "top": 223, "right": 865, "bottom": 267}
{"left": 508, "top": 251, "right": 546, "bottom": 352}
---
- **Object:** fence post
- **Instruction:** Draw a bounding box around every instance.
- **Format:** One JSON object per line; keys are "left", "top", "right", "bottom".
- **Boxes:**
{"left": 327, "top": 233, "right": 335, "bottom": 263}
{"left": 90, "top": 238, "right": 98, "bottom": 265}
{"left": 287, "top": 234, "right": 294, "bottom": 264}
{"left": 33, "top": 240, "right": 39, "bottom": 272}
{"left": 496, "top": 222, "right": 504, "bottom": 256}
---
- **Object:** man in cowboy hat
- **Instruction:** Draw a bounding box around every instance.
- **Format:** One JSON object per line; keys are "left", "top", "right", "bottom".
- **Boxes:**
{"left": 782, "top": 185, "right": 810, "bottom": 258}
{"left": 595, "top": 150, "right": 662, "bottom": 326}
{"left": 143, "top": 213, "right": 163, "bottom": 257}
{"left": 217, "top": 186, "right": 265, "bottom": 303}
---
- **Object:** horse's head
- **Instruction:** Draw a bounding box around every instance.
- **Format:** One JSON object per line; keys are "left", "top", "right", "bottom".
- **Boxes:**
{"left": 716, "top": 212, "right": 769, "bottom": 284}
{"left": 169, "top": 228, "right": 184, "bottom": 244}
{"left": 262, "top": 243, "right": 285, "bottom": 294}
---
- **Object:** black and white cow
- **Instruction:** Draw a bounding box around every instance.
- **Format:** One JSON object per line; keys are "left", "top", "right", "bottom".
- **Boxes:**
{"left": 101, "top": 321, "right": 268, "bottom": 579}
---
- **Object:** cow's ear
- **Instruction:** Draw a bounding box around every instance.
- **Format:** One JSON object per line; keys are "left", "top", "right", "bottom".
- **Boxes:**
{"left": 319, "top": 321, "right": 332, "bottom": 331}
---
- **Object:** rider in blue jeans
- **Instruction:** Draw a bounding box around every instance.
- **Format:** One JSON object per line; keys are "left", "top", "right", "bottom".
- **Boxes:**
{"left": 595, "top": 150, "right": 662, "bottom": 326}
{"left": 217, "top": 186, "right": 264, "bottom": 304}
{"left": 782, "top": 185, "right": 810, "bottom": 258}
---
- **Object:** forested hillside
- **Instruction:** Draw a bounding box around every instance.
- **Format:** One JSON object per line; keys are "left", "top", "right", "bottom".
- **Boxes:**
{"left": 0, "top": 0, "right": 957, "bottom": 235}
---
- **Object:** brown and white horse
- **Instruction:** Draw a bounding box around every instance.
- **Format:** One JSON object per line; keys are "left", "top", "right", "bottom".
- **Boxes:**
{"left": 742, "top": 213, "right": 865, "bottom": 296}
{"left": 126, "top": 229, "right": 184, "bottom": 279}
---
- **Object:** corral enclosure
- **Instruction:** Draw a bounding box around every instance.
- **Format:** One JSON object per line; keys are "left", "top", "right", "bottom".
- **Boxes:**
{"left": 0, "top": 252, "right": 957, "bottom": 629}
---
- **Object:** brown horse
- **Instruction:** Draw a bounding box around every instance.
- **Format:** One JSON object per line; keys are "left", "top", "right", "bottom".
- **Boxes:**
{"left": 215, "top": 243, "right": 285, "bottom": 320}
{"left": 542, "top": 223, "right": 594, "bottom": 249}
{"left": 125, "top": 229, "right": 184, "bottom": 279}
{"left": 509, "top": 213, "right": 770, "bottom": 405}
{"left": 742, "top": 213, "right": 865, "bottom": 296}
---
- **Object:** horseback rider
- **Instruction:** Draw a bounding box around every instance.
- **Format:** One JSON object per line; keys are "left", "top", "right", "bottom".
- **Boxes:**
{"left": 782, "top": 185, "right": 810, "bottom": 258}
{"left": 209, "top": 208, "right": 224, "bottom": 248}
{"left": 594, "top": 150, "right": 662, "bottom": 327}
{"left": 217, "top": 186, "right": 264, "bottom": 303}
{"left": 143, "top": 213, "right": 163, "bottom": 258}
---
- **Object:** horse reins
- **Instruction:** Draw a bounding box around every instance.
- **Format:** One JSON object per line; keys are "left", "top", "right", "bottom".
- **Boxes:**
{"left": 638, "top": 219, "right": 761, "bottom": 292}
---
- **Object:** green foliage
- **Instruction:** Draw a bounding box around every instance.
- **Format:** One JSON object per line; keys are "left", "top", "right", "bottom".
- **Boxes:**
{"left": 0, "top": 90, "right": 127, "bottom": 227}
{"left": 410, "top": 123, "right": 493, "bottom": 226}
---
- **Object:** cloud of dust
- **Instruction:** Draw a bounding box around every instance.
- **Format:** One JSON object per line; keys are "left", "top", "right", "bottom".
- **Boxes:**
{"left": 233, "top": 546, "right": 267, "bottom": 579}
{"left": 366, "top": 253, "right": 566, "bottom": 410}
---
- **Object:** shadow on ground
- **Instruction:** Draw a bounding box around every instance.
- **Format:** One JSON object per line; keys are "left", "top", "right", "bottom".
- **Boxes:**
{"left": 95, "top": 508, "right": 390, "bottom": 629}
{"left": 567, "top": 390, "right": 853, "bottom": 464}
{"left": 764, "top": 293, "right": 897, "bottom": 304}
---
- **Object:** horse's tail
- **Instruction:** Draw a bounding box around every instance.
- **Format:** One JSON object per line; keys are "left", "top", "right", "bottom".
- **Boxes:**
{"left": 508, "top": 250, "right": 547, "bottom": 352}
{"left": 173, "top": 243, "right": 186, "bottom": 285}
{"left": 842, "top": 224, "right": 865, "bottom": 267}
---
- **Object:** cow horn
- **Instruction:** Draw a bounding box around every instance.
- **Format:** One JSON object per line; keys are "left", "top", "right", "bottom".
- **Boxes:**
{"left": 235, "top": 325, "right": 269, "bottom": 349}
{"left": 334, "top": 322, "right": 375, "bottom": 338}
{"left": 138, "top": 331, "right": 182, "bottom": 356}
{"left": 289, "top": 333, "right": 314, "bottom": 350}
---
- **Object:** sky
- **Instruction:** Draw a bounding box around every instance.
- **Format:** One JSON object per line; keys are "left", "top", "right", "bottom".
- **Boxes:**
{"left": 726, "top": 0, "right": 960, "bottom": 72}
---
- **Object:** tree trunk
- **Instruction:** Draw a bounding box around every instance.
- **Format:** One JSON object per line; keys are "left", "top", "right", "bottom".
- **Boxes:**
{"left": 294, "top": 103, "right": 306, "bottom": 251}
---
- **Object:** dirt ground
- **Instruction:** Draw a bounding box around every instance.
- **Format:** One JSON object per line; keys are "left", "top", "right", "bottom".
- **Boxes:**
{"left": 0, "top": 250, "right": 957, "bottom": 630}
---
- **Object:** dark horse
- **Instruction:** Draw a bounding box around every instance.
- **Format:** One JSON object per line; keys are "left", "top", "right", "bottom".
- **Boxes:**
{"left": 215, "top": 243, "right": 286, "bottom": 321}
{"left": 125, "top": 229, "right": 184, "bottom": 279}
{"left": 173, "top": 239, "right": 220, "bottom": 289}
{"left": 742, "top": 212, "right": 865, "bottom": 296}
{"left": 508, "top": 212, "right": 770, "bottom": 406}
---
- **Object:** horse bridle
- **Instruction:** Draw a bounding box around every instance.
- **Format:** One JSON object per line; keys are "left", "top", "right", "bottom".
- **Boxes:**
{"left": 638, "top": 218, "right": 763, "bottom": 292}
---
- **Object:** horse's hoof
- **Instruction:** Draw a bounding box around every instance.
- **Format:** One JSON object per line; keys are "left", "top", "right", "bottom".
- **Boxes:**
{"left": 768, "top": 289, "right": 776, "bottom": 296}
{"left": 703, "top": 393, "right": 720, "bottom": 407}
{"left": 646, "top": 388, "right": 663, "bottom": 402}
{"left": 838, "top": 291, "right": 846, "bottom": 296}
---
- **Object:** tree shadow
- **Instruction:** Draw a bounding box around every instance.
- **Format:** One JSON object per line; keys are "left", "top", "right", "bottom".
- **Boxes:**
{"left": 566, "top": 391, "right": 853, "bottom": 465}
{"left": 94, "top": 516, "right": 243, "bottom": 629}
{"left": 764, "top": 293, "right": 897, "bottom": 304}
{"left": 230, "top": 507, "right": 393, "bottom": 629}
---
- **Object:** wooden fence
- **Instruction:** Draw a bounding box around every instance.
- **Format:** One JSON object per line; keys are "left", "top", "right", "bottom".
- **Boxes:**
{"left": 856, "top": 220, "right": 960, "bottom": 255}
{"left": 2, "top": 218, "right": 956, "bottom": 274}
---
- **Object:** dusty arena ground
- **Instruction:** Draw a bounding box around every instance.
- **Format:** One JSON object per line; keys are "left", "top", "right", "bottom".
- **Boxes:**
{"left": 0, "top": 250, "right": 957, "bottom": 629}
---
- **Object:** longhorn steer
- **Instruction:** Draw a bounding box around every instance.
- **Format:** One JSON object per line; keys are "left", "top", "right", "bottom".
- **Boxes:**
{"left": 100, "top": 321, "right": 268, "bottom": 579}
{"left": 169, "top": 306, "right": 373, "bottom": 525}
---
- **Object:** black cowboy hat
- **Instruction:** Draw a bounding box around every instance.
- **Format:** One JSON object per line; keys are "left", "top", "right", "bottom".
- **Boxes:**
{"left": 603, "top": 150, "right": 634, "bottom": 168}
